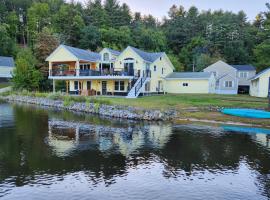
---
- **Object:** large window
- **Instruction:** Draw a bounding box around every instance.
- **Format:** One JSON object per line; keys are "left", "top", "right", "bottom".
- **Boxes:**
{"left": 115, "top": 81, "right": 125, "bottom": 91}
{"left": 239, "top": 72, "right": 248, "bottom": 78}
{"left": 225, "top": 81, "right": 233, "bottom": 88}
{"left": 103, "top": 53, "right": 109, "bottom": 61}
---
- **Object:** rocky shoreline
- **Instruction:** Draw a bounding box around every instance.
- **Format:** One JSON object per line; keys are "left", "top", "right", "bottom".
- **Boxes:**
{"left": 0, "top": 95, "right": 177, "bottom": 121}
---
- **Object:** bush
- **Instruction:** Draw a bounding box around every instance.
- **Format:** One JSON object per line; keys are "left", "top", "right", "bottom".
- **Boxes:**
{"left": 63, "top": 96, "right": 73, "bottom": 107}
{"left": 47, "top": 92, "right": 62, "bottom": 100}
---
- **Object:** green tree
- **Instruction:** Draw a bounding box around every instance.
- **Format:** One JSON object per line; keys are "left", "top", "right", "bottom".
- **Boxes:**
{"left": 34, "top": 28, "right": 60, "bottom": 76}
{"left": 85, "top": 0, "right": 108, "bottom": 28}
{"left": 101, "top": 26, "right": 133, "bottom": 49}
{"left": 53, "top": 3, "right": 85, "bottom": 45}
{"left": 79, "top": 25, "right": 101, "bottom": 51}
{"left": 27, "top": 3, "right": 50, "bottom": 45}
{"left": 12, "top": 48, "right": 43, "bottom": 91}
{"left": 0, "top": 23, "right": 17, "bottom": 56}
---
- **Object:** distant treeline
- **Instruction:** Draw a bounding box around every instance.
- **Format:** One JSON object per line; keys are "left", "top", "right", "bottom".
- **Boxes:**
{"left": 1, "top": 0, "right": 270, "bottom": 73}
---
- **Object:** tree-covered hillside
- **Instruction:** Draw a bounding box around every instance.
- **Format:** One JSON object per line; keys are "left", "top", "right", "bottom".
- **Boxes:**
{"left": 1, "top": 0, "right": 270, "bottom": 73}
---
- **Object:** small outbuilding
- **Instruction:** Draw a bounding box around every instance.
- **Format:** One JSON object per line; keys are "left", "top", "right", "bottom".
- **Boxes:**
{"left": 250, "top": 67, "right": 270, "bottom": 98}
{"left": 0, "top": 56, "right": 15, "bottom": 79}
{"left": 164, "top": 72, "right": 216, "bottom": 94}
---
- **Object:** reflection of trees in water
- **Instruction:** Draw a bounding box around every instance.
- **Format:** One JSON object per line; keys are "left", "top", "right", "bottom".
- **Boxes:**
{"left": 1, "top": 105, "right": 270, "bottom": 197}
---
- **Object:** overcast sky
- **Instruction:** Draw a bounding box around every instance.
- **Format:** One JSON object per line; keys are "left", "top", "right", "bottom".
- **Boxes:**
{"left": 113, "top": 0, "right": 268, "bottom": 21}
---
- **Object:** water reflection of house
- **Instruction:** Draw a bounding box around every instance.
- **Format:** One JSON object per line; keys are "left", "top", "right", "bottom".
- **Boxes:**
{"left": 252, "top": 134, "right": 270, "bottom": 148}
{"left": 47, "top": 121, "right": 173, "bottom": 157}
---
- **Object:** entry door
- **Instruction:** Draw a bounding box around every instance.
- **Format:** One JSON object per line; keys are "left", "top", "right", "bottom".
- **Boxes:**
{"left": 102, "top": 81, "right": 107, "bottom": 95}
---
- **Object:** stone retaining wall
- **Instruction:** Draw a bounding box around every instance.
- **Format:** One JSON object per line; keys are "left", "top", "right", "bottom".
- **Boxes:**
{"left": 0, "top": 95, "right": 177, "bottom": 121}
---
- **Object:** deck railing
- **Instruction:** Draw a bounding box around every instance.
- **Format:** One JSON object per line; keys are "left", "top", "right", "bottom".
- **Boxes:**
{"left": 49, "top": 69, "right": 134, "bottom": 77}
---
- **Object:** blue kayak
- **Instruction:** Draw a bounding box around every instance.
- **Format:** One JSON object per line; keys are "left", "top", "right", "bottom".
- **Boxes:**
{"left": 222, "top": 108, "right": 270, "bottom": 119}
{"left": 222, "top": 125, "right": 270, "bottom": 135}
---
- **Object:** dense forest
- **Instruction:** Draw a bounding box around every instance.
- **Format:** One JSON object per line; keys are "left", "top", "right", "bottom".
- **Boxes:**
{"left": 1, "top": 0, "right": 270, "bottom": 88}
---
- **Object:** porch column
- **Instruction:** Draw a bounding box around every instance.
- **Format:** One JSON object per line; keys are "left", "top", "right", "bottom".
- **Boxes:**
{"left": 76, "top": 60, "right": 80, "bottom": 76}
{"left": 66, "top": 81, "right": 69, "bottom": 95}
{"left": 49, "top": 62, "right": 52, "bottom": 76}
{"left": 53, "top": 79, "right": 56, "bottom": 93}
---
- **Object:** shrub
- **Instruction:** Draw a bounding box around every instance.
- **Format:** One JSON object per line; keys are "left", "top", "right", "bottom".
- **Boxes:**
{"left": 47, "top": 92, "right": 62, "bottom": 100}
{"left": 35, "top": 92, "right": 48, "bottom": 98}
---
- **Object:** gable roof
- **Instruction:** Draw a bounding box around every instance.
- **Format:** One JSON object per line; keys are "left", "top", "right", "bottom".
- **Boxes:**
{"left": 106, "top": 48, "right": 121, "bottom": 56}
{"left": 250, "top": 67, "right": 270, "bottom": 81}
{"left": 165, "top": 72, "right": 212, "bottom": 80}
{"left": 62, "top": 45, "right": 101, "bottom": 62}
{"left": 216, "top": 73, "right": 236, "bottom": 81}
{"left": 205, "top": 60, "right": 235, "bottom": 71}
{"left": 231, "top": 65, "right": 256, "bottom": 71}
{"left": 128, "top": 46, "right": 164, "bottom": 63}
{"left": 0, "top": 56, "right": 14, "bottom": 67}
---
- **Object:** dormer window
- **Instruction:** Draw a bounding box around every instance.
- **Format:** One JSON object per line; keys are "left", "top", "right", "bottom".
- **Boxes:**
{"left": 103, "top": 53, "right": 109, "bottom": 61}
{"left": 160, "top": 57, "right": 162, "bottom": 61}
{"left": 239, "top": 72, "right": 248, "bottom": 78}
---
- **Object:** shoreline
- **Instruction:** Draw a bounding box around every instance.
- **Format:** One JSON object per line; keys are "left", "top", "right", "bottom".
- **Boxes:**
{"left": 1, "top": 94, "right": 270, "bottom": 129}
{"left": 0, "top": 95, "right": 177, "bottom": 121}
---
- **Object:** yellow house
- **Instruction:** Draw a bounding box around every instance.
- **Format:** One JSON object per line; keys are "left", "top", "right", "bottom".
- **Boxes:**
{"left": 250, "top": 68, "right": 270, "bottom": 98}
{"left": 164, "top": 72, "right": 216, "bottom": 94}
{"left": 46, "top": 45, "right": 175, "bottom": 98}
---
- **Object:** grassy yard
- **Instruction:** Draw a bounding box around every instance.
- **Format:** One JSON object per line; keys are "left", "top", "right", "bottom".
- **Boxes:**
{"left": 97, "top": 94, "right": 269, "bottom": 111}
{"left": 0, "top": 82, "right": 11, "bottom": 89}
{"left": 97, "top": 94, "right": 270, "bottom": 127}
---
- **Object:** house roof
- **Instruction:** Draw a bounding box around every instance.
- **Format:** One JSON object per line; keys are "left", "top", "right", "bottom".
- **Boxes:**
{"left": 250, "top": 67, "right": 270, "bottom": 81}
{"left": 106, "top": 48, "right": 121, "bottom": 56}
{"left": 129, "top": 46, "right": 164, "bottom": 63}
{"left": 62, "top": 45, "right": 101, "bottom": 62}
{"left": 231, "top": 65, "right": 256, "bottom": 71}
{"left": 0, "top": 56, "right": 15, "bottom": 67}
{"left": 165, "top": 72, "right": 212, "bottom": 79}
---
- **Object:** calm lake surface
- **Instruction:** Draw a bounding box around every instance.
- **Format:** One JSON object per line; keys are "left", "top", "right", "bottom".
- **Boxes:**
{"left": 0, "top": 103, "right": 270, "bottom": 200}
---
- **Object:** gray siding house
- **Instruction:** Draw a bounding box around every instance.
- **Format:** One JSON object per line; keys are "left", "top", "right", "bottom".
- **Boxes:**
{"left": 0, "top": 56, "right": 15, "bottom": 79}
{"left": 203, "top": 61, "right": 256, "bottom": 94}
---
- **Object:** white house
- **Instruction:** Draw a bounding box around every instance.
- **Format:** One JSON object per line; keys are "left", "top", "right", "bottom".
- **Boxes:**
{"left": 250, "top": 67, "right": 270, "bottom": 98}
{"left": 0, "top": 56, "right": 15, "bottom": 79}
{"left": 204, "top": 61, "right": 256, "bottom": 94}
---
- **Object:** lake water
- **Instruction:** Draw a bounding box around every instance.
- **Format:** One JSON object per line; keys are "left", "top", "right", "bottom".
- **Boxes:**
{"left": 0, "top": 103, "right": 270, "bottom": 200}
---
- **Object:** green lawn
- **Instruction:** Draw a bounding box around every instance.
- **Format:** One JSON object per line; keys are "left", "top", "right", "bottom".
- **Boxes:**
{"left": 0, "top": 82, "right": 11, "bottom": 89}
{"left": 97, "top": 94, "right": 269, "bottom": 111}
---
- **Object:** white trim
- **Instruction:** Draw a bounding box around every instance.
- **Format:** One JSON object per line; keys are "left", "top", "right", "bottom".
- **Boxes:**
{"left": 250, "top": 68, "right": 270, "bottom": 81}
{"left": 164, "top": 77, "right": 210, "bottom": 80}
{"left": 45, "top": 45, "right": 78, "bottom": 62}
{"left": 224, "top": 80, "right": 234, "bottom": 88}
{"left": 48, "top": 76, "right": 134, "bottom": 80}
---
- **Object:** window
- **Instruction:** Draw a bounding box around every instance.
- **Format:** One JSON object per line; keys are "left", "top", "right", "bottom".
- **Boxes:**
{"left": 160, "top": 57, "right": 162, "bottom": 61}
{"left": 212, "top": 71, "right": 217, "bottom": 77}
{"left": 183, "top": 83, "right": 188, "bottom": 87}
{"left": 162, "top": 68, "right": 164, "bottom": 74}
{"left": 115, "top": 81, "right": 125, "bottom": 91}
{"left": 154, "top": 66, "right": 157, "bottom": 71}
{"left": 80, "top": 64, "right": 90, "bottom": 70}
{"left": 87, "top": 81, "right": 91, "bottom": 90}
{"left": 239, "top": 72, "right": 248, "bottom": 78}
{"left": 74, "top": 81, "right": 79, "bottom": 90}
{"left": 103, "top": 53, "right": 109, "bottom": 61}
{"left": 225, "top": 81, "right": 233, "bottom": 88}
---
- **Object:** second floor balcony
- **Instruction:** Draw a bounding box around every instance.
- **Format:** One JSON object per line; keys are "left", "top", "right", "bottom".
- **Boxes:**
{"left": 49, "top": 68, "right": 136, "bottom": 77}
